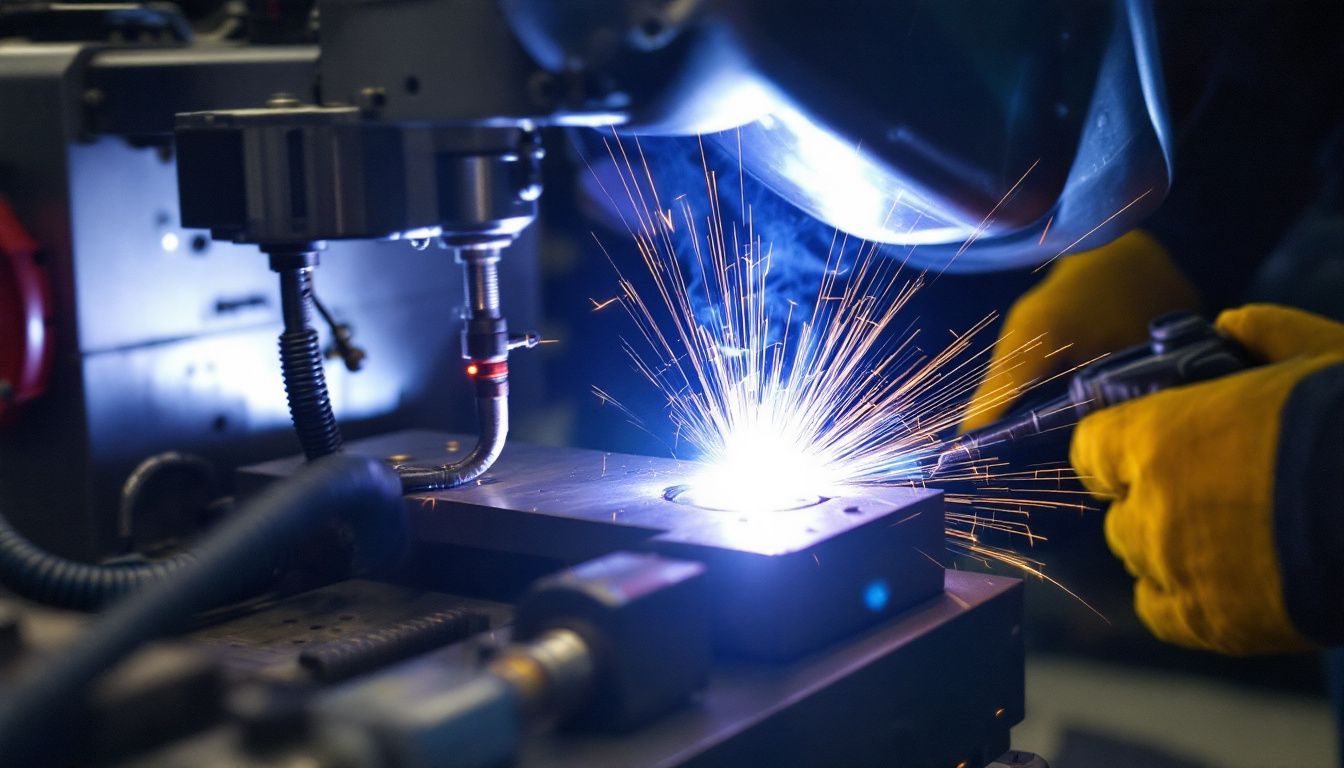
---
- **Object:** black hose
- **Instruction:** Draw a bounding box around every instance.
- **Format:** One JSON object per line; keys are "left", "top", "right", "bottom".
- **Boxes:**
{"left": 0, "top": 454, "right": 222, "bottom": 610}
{"left": 0, "top": 515, "right": 197, "bottom": 610}
{"left": 277, "top": 265, "right": 343, "bottom": 460}
{"left": 0, "top": 454, "right": 403, "bottom": 764}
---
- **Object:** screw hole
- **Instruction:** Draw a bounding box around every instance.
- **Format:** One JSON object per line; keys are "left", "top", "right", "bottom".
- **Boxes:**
{"left": 190, "top": 234, "right": 210, "bottom": 254}
{"left": 404, "top": 75, "right": 420, "bottom": 94}
{"left": 212, "top": 414, "right": 229, "bottom": 432}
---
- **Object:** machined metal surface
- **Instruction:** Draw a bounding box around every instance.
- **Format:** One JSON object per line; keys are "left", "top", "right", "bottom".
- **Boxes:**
{"left": 241, "top": 430, "right": 946, "bottom": 660}
{"left": 133, "top": 571, "right": 1022, "bottom": 768}
{"left": 515, "top": 571, "right": 1023, "bottom": 768}
{"left": 175, "top": 111, "right": 541, "bottom": 244}
{"left": 187, "top": 578, "right": 509, "bottom": 683}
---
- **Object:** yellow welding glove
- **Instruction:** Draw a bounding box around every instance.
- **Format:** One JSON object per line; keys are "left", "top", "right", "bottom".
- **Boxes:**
{"left": 1072, "top": 304, "right": 1344, "bottom": 655}
{"left": 961, "top": 230, "right": 1202, "bottom": 431}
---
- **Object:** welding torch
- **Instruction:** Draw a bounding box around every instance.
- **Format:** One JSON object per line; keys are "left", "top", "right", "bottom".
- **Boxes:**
{"left": 934, "top": 312, "right": 1256, "bottom": 473}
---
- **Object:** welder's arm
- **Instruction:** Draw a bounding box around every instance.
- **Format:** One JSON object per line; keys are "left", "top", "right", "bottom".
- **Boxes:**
{"left": 961, "top": 230, "right": 1202, "bottom": 431}
{"left": 1071, "top": 304, "right": 1344, "bottom": 655}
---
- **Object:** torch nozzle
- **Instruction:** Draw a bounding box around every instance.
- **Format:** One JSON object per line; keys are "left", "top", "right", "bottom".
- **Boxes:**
{"left": 933, "top": 394, "right": 1077, "bottom": 477}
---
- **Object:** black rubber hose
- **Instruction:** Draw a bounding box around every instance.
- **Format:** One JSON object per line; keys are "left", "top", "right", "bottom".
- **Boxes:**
{"left": 277, "top": 266, "right": 343, "bottom": 459}
{"left": 0, "top": 454, "right": 403, "bottom": 764}
{"left": 0, "top": 515, "right": 197, "bottom": 610}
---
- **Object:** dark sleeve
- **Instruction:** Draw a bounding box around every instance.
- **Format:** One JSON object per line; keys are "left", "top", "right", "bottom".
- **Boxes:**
{"left": 1274, "top": 361, "right": 1344, "bottom": 646}
{"left": 1144, "top": 2, "right": 1344, "bottom": 309}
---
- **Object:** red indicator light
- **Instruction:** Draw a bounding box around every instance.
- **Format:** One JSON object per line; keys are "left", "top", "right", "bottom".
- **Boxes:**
{"left": 466, "top": 363, "right": 479, "bottom": 376}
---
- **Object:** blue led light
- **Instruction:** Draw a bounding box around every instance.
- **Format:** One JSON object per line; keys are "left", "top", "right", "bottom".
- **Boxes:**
{"left": 863, "top": 579, "right": 890, "bottom": 613}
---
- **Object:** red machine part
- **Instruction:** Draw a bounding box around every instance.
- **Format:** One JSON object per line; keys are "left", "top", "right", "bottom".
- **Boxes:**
{"left": 0, "top": 196, "right": 53, "bottom": 424}
{"left": 466, "top": 360, "right": 508, "bottom": 380}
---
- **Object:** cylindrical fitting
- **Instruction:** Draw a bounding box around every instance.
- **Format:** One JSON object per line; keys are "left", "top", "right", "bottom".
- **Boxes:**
{"left": 460, "top": 247, "right": 503, "bottom": 318}
{"left": 488, "top": 628, "right": 595, "bottom": 720}
{"left": 458, "top": 245, "right": 510, "bottom": 362}
{"left": 278, "top": 267, "right": 316, "bottom": 332}
{"left": 464, "top": 318, "right": 510, "bottom": 363}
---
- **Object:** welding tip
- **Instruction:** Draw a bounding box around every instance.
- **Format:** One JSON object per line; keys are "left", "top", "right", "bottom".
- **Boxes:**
{"left": 934, "top": 394, "right": 1079, "bottom": 477}
{"left": 931, "top": 440, "right": 981, "bottom": 477}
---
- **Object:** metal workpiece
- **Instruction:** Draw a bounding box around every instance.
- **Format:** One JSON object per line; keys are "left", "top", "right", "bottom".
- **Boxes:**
{"left": 174, "top": 109, "right": 542, "bottom": 245}
{"left": 240, "top": 431, "right": 947, "bottom": 661}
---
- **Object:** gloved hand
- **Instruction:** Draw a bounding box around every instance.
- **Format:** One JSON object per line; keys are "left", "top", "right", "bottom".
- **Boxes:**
{"left": 1071, "top": 304, "right": 1344, "bottom": 655}
{"left": 961, "top": 230, "right": 1202, "bottom": 431}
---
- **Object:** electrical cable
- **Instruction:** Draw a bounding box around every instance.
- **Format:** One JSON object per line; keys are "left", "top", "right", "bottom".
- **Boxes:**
{"left": 310, "top": 289, "right": 367, "bottom": 372}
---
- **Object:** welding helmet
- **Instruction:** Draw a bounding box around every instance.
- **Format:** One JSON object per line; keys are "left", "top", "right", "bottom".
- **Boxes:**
{"left": 715, "top": 0, "right": 1172, "bottom": 272}
{"left": 512, "top": 0, "right": 1170, "bottom": 272}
